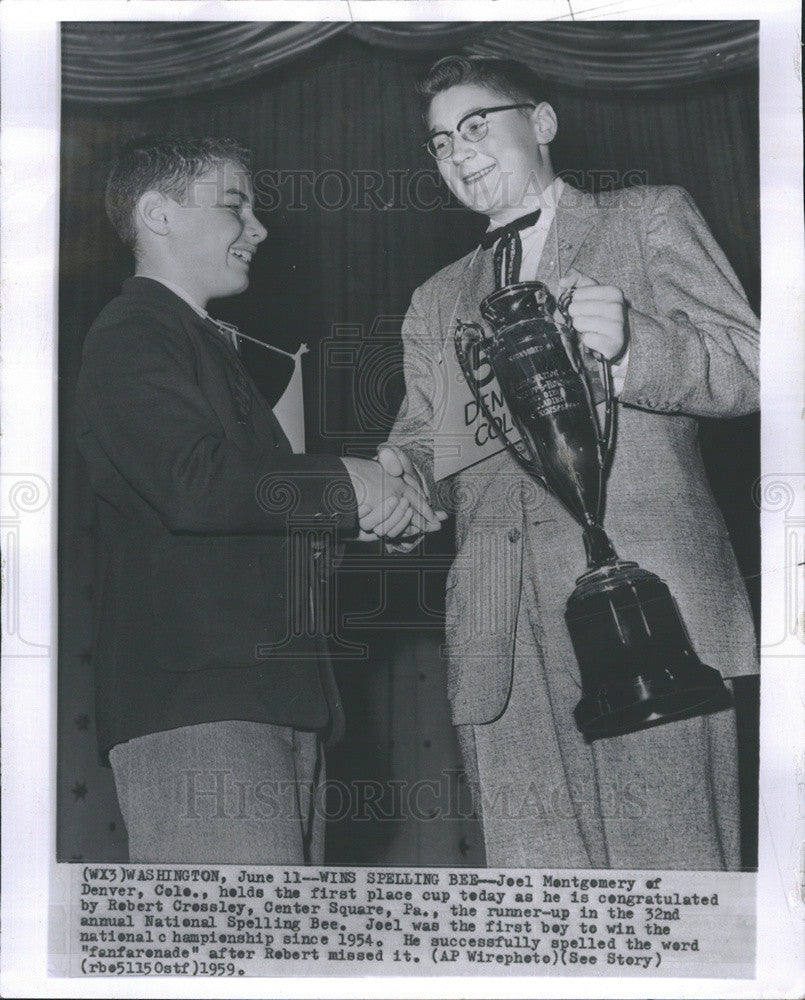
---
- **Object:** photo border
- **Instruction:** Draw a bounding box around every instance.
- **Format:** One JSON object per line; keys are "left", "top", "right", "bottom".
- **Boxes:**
{"left": 1, "top": 2, "right": 802, "bottom": 997}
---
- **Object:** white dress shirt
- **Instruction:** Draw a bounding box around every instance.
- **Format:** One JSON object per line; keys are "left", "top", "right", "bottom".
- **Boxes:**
{"left": 483, "top": 177, "right": 629, "bottom": 394}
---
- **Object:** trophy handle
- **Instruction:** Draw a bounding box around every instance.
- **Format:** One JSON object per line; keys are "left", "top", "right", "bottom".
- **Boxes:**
{"left": 556, "top": 290, "right": 617, "bottom": 471}
{"left": 453, "top": 320, "right": 550, "bottom": 488}
{"left": 598, "top": 352, "right": 616, "bottom": 471}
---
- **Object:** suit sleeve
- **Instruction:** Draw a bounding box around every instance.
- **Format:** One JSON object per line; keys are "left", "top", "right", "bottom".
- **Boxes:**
{"left": 619, "top": 186, "right": 759, "bottom": 417}
{"left": 387, "top": 284, "right": 443, "bottom": 489}
{"left": 77, "top": 311, "right": 358, "bottom": 535}
{"left": 384, "top": 283, "right": 442, "bottom": 551}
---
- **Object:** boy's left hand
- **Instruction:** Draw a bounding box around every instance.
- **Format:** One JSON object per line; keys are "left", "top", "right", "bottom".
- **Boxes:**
{"left": 560, "top": 269, "right": 629, "bottom": 363}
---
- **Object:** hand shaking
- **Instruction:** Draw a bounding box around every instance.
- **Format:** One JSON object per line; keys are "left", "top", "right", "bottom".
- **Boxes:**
{"left": 342, "top": 447, "right": 447, "bottom": 542}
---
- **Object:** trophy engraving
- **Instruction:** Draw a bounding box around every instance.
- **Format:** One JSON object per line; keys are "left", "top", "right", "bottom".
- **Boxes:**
{"left": 455, "top": 281, "right": 729, "bottom": 740}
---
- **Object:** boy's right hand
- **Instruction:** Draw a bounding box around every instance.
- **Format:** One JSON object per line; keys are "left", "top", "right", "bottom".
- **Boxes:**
{"left": 342, "top": 452, "right": 445, "bottom": 541}
{"left": 376, "top": 444, "right": 447, "bottom": 540}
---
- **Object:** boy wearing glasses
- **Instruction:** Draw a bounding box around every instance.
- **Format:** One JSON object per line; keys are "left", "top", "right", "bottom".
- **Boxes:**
{"left": 378, "top": 57, "right": 759, "bottom": 869}
{"left": 76, "top": 135, "right": 442, "bottom": 864}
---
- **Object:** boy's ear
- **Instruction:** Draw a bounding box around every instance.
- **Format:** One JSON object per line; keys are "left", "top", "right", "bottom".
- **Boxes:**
{"left": 531, "top": 102, "right": 558, "bottom": 145}
{"left": 136, "top": 190, "right": 171, "bottom": 236}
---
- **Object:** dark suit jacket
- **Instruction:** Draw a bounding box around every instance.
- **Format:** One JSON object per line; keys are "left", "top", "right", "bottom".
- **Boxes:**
{"left": 76, "top": 277, "right": 358, "bottom": 759}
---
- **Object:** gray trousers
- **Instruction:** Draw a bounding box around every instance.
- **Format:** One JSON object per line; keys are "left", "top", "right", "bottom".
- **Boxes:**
{"left": 457, "top": 602, "right": 742, "bottom": 870}
{"left": 109, "top": 720, "right": 325, "bottom": 865}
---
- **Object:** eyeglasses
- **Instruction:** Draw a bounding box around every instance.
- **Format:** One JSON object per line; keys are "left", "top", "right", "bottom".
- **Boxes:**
{"left": 423, "top": 104, "right": 536, "bottom": 160}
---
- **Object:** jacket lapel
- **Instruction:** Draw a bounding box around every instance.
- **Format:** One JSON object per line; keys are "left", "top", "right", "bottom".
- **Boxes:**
{"left": 537, "top": 186, "right": 598, "bottom": 288}
{"left": 195, "top": 315, "right": 292, "bottom": 451}
{"left": 451, "top": 186, "right": 600, "bottom": 319}
{"left": 455, "top": 245, "right": 495, "bottom": 327}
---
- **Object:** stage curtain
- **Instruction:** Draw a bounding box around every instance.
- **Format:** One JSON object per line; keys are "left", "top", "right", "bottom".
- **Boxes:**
{"left": 468, "top": 21, "right": 758, "bottom": 90}
{"left": 61, "top": 21, "right": 758, "bottom": 104}
{"left": 61, "top": 22, "right": 349, "bottom": 103}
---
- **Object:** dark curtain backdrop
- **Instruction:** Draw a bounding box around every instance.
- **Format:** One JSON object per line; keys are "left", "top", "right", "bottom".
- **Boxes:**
{"left": 61, "top": 21, "right": 759, "bottom": 101}
{"left": 58, "top": 26, "right": 760, "bottom": 865}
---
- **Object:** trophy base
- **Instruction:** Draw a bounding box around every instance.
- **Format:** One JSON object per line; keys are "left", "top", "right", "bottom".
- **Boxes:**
{"left": 573, "top": 660, "right": 730, "bottom": 740}
{"left": 566, "top": 561, "right": 731, "bottom": 741}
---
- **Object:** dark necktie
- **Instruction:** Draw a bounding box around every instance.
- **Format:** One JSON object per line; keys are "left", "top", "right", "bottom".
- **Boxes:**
{"left": 206, "top": 315, "right": 241, "bottom": 353}
{"left": 480, "top": 209, "right": 541, "bottom": 289}
{"left": 203, "top": 316, "right": 253, "bottom": 425}
{"left": 479, "top": 208, "right": 542, "bottom": 250}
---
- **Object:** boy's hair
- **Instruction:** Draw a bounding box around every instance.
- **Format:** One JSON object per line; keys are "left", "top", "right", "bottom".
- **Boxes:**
{"left": 105, "top": 135, "right": 252, "bottom": 250}
{"left": 416, "top": 56, "right": 543, "bottom": 120}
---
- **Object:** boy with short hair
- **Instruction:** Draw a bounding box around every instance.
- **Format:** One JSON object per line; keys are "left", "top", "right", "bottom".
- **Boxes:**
{"left": 77, "top": 135, "right": 440, "bottom": 863}
{"left": 379, "top": 57, "right": 759, "bottom": 869}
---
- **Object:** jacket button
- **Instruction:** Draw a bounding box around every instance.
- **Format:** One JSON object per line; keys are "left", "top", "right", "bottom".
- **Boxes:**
{"left": 508, "top": 528, "right": 521, "bottom": 543}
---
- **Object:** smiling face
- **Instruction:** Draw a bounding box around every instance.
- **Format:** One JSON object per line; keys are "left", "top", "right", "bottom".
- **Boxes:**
{"left": 427, "top": 83, "right": 556, "bottom": 226}
{"left": 161, "top": 158, "right": 267, "bottom": 307}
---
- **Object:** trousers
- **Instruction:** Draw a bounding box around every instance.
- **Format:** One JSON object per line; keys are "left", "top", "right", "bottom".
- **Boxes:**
{"left": 456, "top": 601, "right": 742, "bottom": 870}
{"left": 109, "top": 719, "right": 325, "bottom": 864}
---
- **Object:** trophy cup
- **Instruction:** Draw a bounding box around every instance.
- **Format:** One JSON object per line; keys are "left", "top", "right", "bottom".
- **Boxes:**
{"left": 454, "top": 281, "right": 729, "bottom": 740}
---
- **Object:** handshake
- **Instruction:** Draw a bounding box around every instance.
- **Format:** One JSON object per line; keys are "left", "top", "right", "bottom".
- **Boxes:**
{"left": 342, "top": 445, "right": 447, "bottom": 542}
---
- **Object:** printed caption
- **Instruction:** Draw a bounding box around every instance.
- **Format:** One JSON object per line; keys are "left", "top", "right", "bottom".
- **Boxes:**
{"left": 55, "top": 865, "right": 755, "bottom": 978}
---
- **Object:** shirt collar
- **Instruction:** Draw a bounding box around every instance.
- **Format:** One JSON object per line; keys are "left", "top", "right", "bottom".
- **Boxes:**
{"left": 483, "top": 176, "right": 565, "bottom": 239}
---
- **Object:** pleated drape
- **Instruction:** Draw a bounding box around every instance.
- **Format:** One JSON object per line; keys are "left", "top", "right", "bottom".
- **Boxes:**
{"left": 469, "top": 21, "right": 758, "bottom": 90}
{"left": 61, "top": 22, "right": 350, "bottom": 103}
{"left": 61, "top": 21, "right": 758, "bottom": 103}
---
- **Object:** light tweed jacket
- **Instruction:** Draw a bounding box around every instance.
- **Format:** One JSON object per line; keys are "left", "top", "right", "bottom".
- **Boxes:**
{"left": 389, "top": 184, "right": 759, "bottom": 726}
